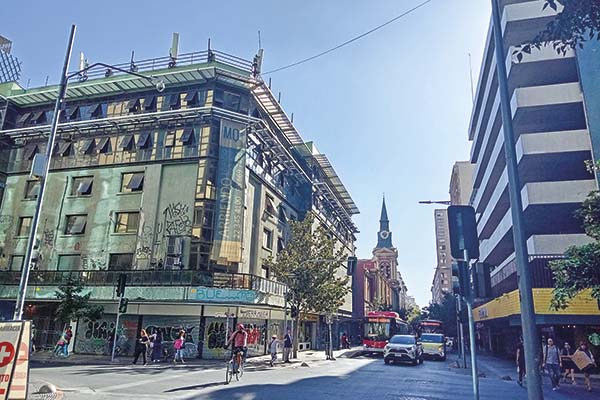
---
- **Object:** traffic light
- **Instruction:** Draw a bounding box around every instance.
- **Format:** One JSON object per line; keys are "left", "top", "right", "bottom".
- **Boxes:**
{"left": 290, "top": 305, "right": 299, "bottom": 319}
{"left": 447, "top": 206, "right": 480, "bottom": 260}
{"left": 472, "top": 263, "right": 492, "bottom": 299}
{"left": 116, "top": 273, "right": 127, "bottom": 298}
{"left": 118, "top": 297, "right": 129, "bottom": 314}
{"left": 347, "top": 256, "right": 357, "bottom": 275}
{"left": 451, "top": 261, "right": 469, "bottom": 298}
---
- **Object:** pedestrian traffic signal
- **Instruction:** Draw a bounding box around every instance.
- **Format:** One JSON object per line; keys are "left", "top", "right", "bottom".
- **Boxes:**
{"left": 452, "top": 261, "right": 469, "bottom": 298}
{"left": 472, "top": 263, "right": 492, "bottom": 299}
{"left": 347, "top": 256, "right": 357, "bottom": 275}
{"left": 116, "top": 273, "right": 127, "bottom": 297}
{"left": 118, "top": 297, "right": 129, "bottom": 314}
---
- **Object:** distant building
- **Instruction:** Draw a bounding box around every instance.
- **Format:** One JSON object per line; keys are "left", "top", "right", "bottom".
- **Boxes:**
{"left": 354, "top": 198, "right": 408, "bottom": 318}
{"left": 430, "top": 209, "right": 452, "bottom": 304}
{"left": 449, "top": 161, "right": 474, "bottom": 206}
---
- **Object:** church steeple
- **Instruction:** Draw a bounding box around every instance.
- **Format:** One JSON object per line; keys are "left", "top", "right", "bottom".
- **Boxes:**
{"left": 377, "top": 196, "right": 393, "bottom": 248}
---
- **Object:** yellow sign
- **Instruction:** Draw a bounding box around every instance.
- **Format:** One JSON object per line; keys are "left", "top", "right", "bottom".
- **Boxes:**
{"left": 473, "top": 289, "right": 600, "bottom": 322}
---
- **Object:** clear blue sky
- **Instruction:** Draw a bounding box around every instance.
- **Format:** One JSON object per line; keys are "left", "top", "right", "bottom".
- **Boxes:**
{"left": 3, "top": 0, "right": 491, "bottom": 307}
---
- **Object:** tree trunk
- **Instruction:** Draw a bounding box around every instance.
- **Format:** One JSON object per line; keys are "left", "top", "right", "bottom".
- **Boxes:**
{"left": 293, "top": 315, "right": 300, "bottom": 359}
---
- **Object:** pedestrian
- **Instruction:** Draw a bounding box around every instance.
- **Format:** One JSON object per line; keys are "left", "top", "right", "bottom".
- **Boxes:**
{"left": 30, "top": 323, "right": 37, "bottom": 354}
{"left": 269, "top": 335, "right": 278, "bottom": 367}
{"left": 151, "top": 329, "right": 163, "bottom": 363}
{"left": 173, "top": 330, "right": 186, "bottom": 364}
{"left": 516, "top": 337, "right": 526, "bottom": 387}
{"left": 543, "top": 338, "right": 562, "bottom": 391}
{"left": 226, "top": 324, "right": 248, "bottom": 373}
{"left": 574, "top": 341, "right": 596, "bottom": 392}
{"left": 561, "top": 342, "right": 576, "bottom": 385}
{"left": 61, "top": 326, "right": 73, "bottom": 357}
{"left": 341, "top": 332, "right": 349, "bottom": 350}
{"left": 132, "top": 329, "right": 149, "bottom": 366}
{"left": 283, "top": 328, "right": 292, "bottom": 363}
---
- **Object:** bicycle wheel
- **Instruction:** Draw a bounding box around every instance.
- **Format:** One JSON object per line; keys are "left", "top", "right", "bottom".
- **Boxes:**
{"left": 236, "top": 362, "right": 244, "bottom": 381}
{"left": 225, "top": 361, "right": 232, "bottom": 384}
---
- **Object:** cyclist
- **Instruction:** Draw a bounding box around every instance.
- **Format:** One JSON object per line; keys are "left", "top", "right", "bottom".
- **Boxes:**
{"left": 227, "top": 324, "right": 248, "bottom": 373}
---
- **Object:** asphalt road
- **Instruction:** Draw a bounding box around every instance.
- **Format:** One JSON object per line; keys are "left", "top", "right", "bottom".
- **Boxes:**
{"left": 29, "top": 355, "right": 596, "bottom": 400}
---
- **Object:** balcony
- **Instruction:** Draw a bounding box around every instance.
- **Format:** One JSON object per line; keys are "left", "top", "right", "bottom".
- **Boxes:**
{"left": 0, "top": 270, "right": 287, "bottom": 304}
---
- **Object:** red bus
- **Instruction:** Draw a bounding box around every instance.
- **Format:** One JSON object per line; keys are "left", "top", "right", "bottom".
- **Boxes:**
{"left": 363, "top": 311, "right": 410, "bottom": 352}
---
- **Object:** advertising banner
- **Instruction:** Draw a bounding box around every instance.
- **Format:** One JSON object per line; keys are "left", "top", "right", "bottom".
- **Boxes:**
{"left": 211, "top": 119, "right": 247, "bottom": 263}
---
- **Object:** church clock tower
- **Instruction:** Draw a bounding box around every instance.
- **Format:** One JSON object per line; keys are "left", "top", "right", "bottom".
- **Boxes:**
{"left": 376, "top": 197, "right": 393, "bottom": 249}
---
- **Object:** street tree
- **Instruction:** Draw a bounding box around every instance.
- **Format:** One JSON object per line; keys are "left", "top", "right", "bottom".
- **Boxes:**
{"left": 549, "top": 190, "right": 600, "bottom": 309}
{"left": 268, "top": 212, "right": 349, "bottom": 357}
{"left": 55, "top": 275, "right": 104, "bottom": 329}
{"left": 425, "top": 294, "right": 457, "bottom": 337}
{"left": 516, "top": 0, "right": 600, "bottom": 60}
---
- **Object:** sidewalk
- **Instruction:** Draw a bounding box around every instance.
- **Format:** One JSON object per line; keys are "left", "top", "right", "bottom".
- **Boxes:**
{"left": 30, "top": 347, "right": 358, "bottom": 369}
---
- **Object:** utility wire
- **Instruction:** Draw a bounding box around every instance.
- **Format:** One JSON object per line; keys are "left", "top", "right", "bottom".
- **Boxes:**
{"left": 262, "top": 0, "right": 433, "bottom": 75}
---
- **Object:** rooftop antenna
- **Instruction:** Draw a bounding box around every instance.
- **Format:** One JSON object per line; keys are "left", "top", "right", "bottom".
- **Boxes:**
{"left": 130, "top": 50, "right": 138, "bottom": 72}
{"left": 468, "top": 53, "right": 475, "bottom": 103}
{"left": 291, "top": 112, "right": 294, "bottom": 123}
{"left": 78, "top": 51, "right": 89, "bottom": 82}
{"left": 44, "top": 75, "right": 49, "bottom": 86}
{"left": 258, "top": 30, "right": 262, "bottom": 50}
{"left": 169, "top": 32, "right": 179, "bottom": 68}
{"left": 268, "top": 77, "right": 272, "bottom": 89}
{"left": 207, "top": 38, "right": 214, "bottom": 62}
{"left": 278, "top": 91, "right": 281, "bottom": 103}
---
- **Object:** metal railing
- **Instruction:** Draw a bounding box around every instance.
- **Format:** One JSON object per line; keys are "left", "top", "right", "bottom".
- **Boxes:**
{"left": 71, "top": 50, "right": 253, "bottom": 81}
{"left": 0, "top": 270, "right": 286, "bottom": 296}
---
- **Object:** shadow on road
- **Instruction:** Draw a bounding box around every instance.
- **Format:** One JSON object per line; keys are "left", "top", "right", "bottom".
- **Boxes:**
{"left": 164, "top": 382, "right": 226, "bottom": 393}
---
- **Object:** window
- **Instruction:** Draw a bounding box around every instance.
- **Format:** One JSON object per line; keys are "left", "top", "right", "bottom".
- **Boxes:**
{"left": 143, "top": 95, "right": 157, "bottom": 112}
{"left": 441, "top": 272, "right": 446, "bottom": 279}
{"left": 189, "top": 241, "right": 211, "bottom": 271}
{"left": 264, "top": 194, "right": 276, "bottom": 216}
{"left": 263, "top": 228, "right": 273, "bottom": 250}
{"left": 80, "top": 138, "right": 96, "bottom": 155}
{"left": 55, "top": 142, "right": 74, "bottom": 157}
{"left": 17, "top": 113, "right": 31, "bottom": 127}
{"left": 24, "top": 180, "right": 40, "bottom": 199}
{"left": 121, "top": 172, "right": 144, "bottom": 193}
{"left": 185, "top": 90, "right": 200, "bottom": 106}
{"left": 90, "top": 103, "right": 105, "bottom": 119}
{"left": 71, "top": 176, "right": 93, "bottom": 196}
{"left": 127, "top": 98, "right": 141, "bottom": 113}
{"left": 278, "top": 206, "right": 288, "bottom": 223}
{"left": 65, "top": 215, "right": 87, "bottom": 235}
{"left": 30, "top": 111, "right": 47, "bottom": 125}
{"left": 57, "top": 254, "right": 81, "bottom": 271}
{"left": 108, "top": 253, "right": 133, "bottom": 270}
{"left": 9, "top": 255, "right": 24, "bottom": 271}
{"left": 180, "top": 128, "right": 196, "bottom": 145}
{"left": 114, "top": 212, "right": 140, "bottom": 233}
{"left": 17, "top": 217, "right": 32, "bottom": 236}
{"left": 277, "top": 237, "right": 285, "bottom": 253}
{"left": 97, "top": 137, "right": 112, "bottom": 154}
{"left": 168, "top": 93, "right": 182, "bottom": 110}
{"left": 119, "top": 135, "right": 135, "bottom": 151}
{"left": 66, "top": 107, "right": 80, "bottom": 121}
{"left": 23, "top": 144, "right": 39, "bottom": 160}
{"left": 164, "top": 131, "right": 176, "bottom": 147}
{"left": 262, "top": 264, "right": 270, "bottom": 279}
{"left": 137, "top": 131, "right": 152, "bottom": 149}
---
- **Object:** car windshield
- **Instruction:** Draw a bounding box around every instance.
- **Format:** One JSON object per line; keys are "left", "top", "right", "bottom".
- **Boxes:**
{"left": 421, "top": 334, "right": 444, "bottom": 343}
{"left": 390, "top": 336, "right": 415, "bottom": 345}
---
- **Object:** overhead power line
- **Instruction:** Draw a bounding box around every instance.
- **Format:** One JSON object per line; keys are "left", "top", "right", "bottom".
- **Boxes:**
{"left": 262, "top": 0, "right": 433, "bottom": 75}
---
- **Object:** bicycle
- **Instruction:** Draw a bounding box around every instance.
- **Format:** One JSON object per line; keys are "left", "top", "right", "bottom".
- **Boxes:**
{"left": 225, "top": 347, "right": 245, "bottom": 384}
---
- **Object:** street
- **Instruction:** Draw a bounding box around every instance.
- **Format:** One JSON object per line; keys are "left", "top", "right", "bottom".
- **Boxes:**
{"left": 29, "top": 354, "right": 598, "bottom": 400}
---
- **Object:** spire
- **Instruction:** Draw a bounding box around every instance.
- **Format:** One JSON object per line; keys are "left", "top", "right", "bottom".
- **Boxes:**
{"left": 380, "top": 195, "right": 389, "bottom": 223}
{"left": 377, "top": 195, "right": 393, "bottom": 248}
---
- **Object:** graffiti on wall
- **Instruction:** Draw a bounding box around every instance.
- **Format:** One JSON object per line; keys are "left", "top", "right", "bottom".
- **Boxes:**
{"left": 74, "top": 316, "right": 137, "bottom": 356}
{"left": 81, "top": 252, "right": 107, "bottom": 270}
{"left": 143, "top": 316, "right": 200, "bottom": 359}
{"left": 0, "top": 215, "right": 14, "bottom": 234}
{"left": 42, "top": 229, "right": 55, "bottom": 247}
{"left": 202, "top": 318, "right": 230, "bottom": 359}
{"left": 160, "top": 202, "right": 192, "bottom": 236}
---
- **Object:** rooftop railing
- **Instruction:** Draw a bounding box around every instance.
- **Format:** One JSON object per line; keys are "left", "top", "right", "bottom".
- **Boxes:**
{"left": 0, "top": 269, "right": 286, "bottom": 297}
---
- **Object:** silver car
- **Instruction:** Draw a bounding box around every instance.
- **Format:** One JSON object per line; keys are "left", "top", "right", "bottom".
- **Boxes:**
{"left": 383, "top": 335, "right": 423, "bottom": 365}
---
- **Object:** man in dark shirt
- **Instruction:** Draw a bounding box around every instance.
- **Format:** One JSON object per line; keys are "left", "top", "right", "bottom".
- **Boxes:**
{"left": 516, "top": 338, "right": 526, "bottom": 386}
{"left": 283, "top": 328, "right": 293, "bottom": 363}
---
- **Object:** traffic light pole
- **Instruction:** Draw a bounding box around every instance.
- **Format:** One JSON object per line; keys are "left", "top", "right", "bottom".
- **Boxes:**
{"left": 456, "top": 295, "right": 467, "bottom": 369}
{"left": 464, "top": 250, "right": 480, "bottom": 400}
{"left": 491, "top": 0, "right": 543, "bottom": 398}
{"left": 111, "top": 294, "right": 122, "bottom": 363}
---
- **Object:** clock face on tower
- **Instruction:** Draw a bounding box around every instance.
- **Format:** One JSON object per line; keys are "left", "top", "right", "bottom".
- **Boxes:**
{"left": 379, "top": 230, "right": 390, "bottom": 239}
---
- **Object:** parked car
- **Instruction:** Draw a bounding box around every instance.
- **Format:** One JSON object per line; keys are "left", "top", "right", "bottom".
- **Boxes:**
{"left": 420, "top": 333, "right": 446, "bottom": 360}
{"left": 383, "top": 335, "right": 423, "bottom": 365}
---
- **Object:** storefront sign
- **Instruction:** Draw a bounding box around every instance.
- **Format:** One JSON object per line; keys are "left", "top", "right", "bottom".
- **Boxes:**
{"left": 0, "top": 321, "right": 30, "bottom": 400}
{"left": 211, "top": 119, "right": 247, "bottom": 263}
{"left": 195, "top": 288, "right": 257, "bottom": 303}
{"left": 239, "top": 308, "right": 269, "bottom": 320}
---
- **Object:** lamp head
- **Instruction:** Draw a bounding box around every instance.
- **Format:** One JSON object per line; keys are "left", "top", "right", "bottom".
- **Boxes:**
{"left": 150, "top": 76, "right": 166, "bottom": 93}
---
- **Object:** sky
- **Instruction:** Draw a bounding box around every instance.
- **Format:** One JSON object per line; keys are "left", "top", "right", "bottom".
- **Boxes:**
{"left": 3, "top": 0, "right": 492, "bottom": 307}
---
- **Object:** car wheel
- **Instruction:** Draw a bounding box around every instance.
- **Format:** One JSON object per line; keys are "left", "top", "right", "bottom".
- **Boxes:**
{"left": 441, "top": 355, "right": 446, "bottom": 361}
{"left": 419, "top": 356, "right": 424, "bottom": 364}
{"left": 384, "top": 358, "right": 390, "bottom": 365}
{"left": 412, "top": 357, "right": 418, "bottom": 366}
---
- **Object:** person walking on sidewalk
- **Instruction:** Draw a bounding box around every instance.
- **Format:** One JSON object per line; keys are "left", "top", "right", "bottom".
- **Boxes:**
{"left": 341, "top": 333, "right": 350, "bottom": 350}
{"left": 150, "top": 329, "right": 163, "bottom": 363}
{"left": 283, "top": 328, "right": 293, "bottom": 363}
{"left": 269, "top": 335, "right": 278, "bottom": 367}
{"left": 132, "top": 329, "right": 149, "bottom": 366}
{"left": 543, "top": 338, "right": 562, "bottom": 391}
{"left": 516, "top": 337, "right": 526, "bottom": 387}
{"left": 574, "top": 341, "right": 596, "bottom": 392}
{"left": 561, "top": 342, "right": 576, "bottom": 385}
{"left": 173, "top": 330, "right": 186, "bottom": 364}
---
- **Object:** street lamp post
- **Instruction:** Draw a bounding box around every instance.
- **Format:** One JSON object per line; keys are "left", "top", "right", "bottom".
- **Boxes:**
{"left": 13, "top": 24, "right": 165, "bottom": 321}
{"left": 490, "top": 0, "right": 543, "bottom": 398}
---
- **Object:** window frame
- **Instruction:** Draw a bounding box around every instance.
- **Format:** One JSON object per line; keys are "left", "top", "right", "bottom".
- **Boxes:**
{"left": 263, "top": 228, "right": 273, "bottom": 250}
{"left": 57, "top": 254, "right": 82, "bottom": 271}
{"left": 64, "top": 214, "right": 87, "bottom": 235}
{"left": 17, "top": 216, "right": 33, "bottom": 237}
{"left": 114, "top": 212, "right": 140, "bottom": 234}
{"left": 121, "top": 172, "right": 145, "bottom": 193}
{"left": 24, "top": 180, "right": 40, "bottom": 200}
{"left": 71, "top": 176, "right": 94, "bottom": 196}
{"left": 108, "top": 253, "right": 134, "bottom": 271}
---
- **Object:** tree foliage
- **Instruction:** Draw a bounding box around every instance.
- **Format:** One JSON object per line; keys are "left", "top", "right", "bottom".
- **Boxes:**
{"left": 515, "top": 0, "right": 600, "bottom": 60}
{"left": 268, "top": 212, "right": 349, "bottom": 351}
{"left": 424, "top": 294, "right": 458, "bottom": 337}
{"left": 55, "top": 275, "right": 104, "bottom": 325}
{"left": 550, "top": 190, "right": 600, "bottom": 309}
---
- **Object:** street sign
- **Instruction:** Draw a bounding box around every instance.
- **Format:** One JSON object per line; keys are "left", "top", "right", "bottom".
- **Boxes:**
{"left": 447, "top": 206, "right": 480, "bottom": 260}
{"left": 0, "top": 321, "right": 30, "bottom": 400}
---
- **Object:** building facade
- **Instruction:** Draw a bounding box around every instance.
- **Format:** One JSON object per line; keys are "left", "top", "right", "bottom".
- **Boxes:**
{"left": 0, "top": 45, "right": 358, "bottom": 357}
{"left": 430, "top": 209, "right": 452, "bottom": 304}
{"left": 449, "top": 161, "right": 474, "bottom": 206}
{"left": 467, "top": 1, "right": 600, "bottom": 356}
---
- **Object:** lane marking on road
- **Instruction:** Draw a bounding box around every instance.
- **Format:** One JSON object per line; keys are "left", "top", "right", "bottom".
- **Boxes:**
{"left": 95, "top": 368, "right": 220, "bottom": 392}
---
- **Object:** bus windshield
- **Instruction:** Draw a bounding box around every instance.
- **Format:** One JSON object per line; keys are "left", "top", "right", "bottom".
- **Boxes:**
{"left": 365, "top": 321, "right": 390, "bottom": 341}
{"left": 421, "top": 334, "right": 444, "bottom": 343}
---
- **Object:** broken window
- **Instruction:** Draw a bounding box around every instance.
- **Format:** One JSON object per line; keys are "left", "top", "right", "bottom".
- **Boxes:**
{"left": 65, "top": 215, "right": 87, "bottom": 235}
